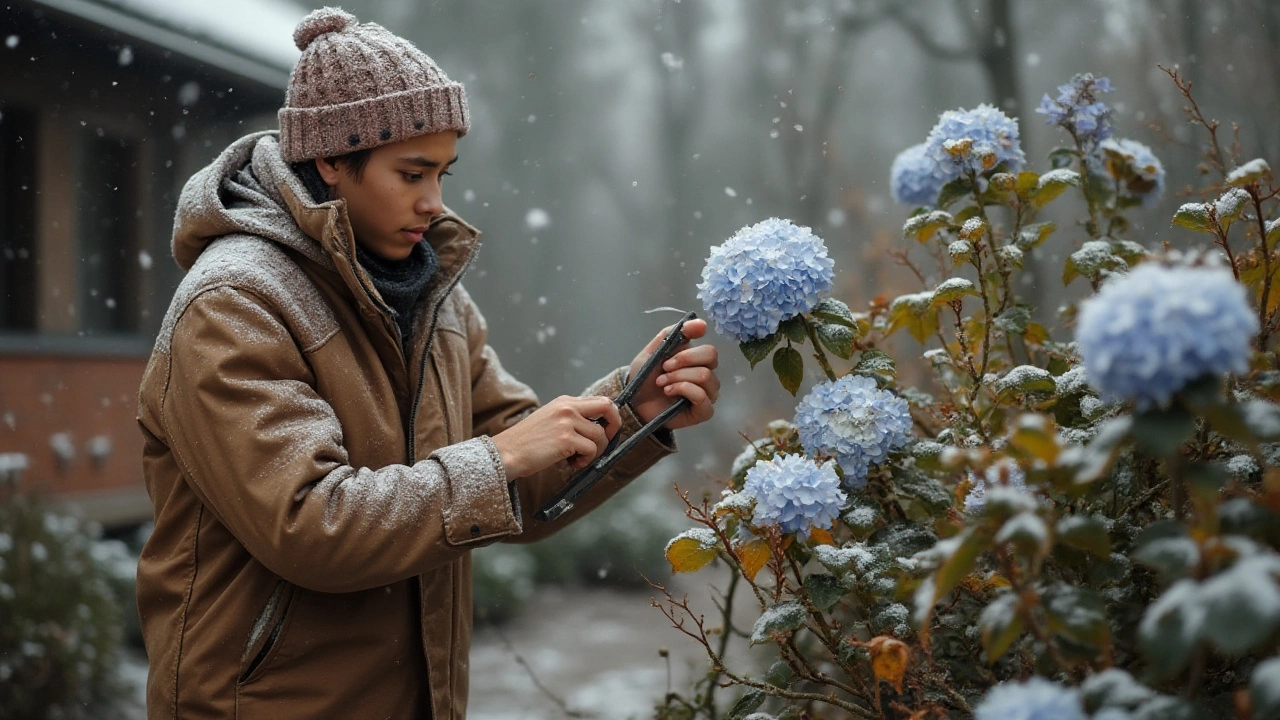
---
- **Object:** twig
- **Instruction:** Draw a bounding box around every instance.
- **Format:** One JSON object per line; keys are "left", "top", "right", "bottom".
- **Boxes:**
{"left": 495, "top": 625, "right": 592, "bottom": 719}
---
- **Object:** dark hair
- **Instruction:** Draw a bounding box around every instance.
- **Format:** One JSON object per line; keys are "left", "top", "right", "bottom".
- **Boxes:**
{"left": 290, "top": 148, "right": 374, "bottom": 204}
{"left": 330, "top": 148, "right": 372, "bottom": 182}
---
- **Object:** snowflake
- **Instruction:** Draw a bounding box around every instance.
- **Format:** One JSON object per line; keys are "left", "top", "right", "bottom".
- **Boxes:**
{"left": 1036, "top": 73, "right": 1114, "bottom": 148}
{"left": 794, "top": 375, "right": 912, "bottom": 487}
{"left": 741, "top": 454, "right": 846, "bottom": 539}
{"left": 1090, "top": 137, "right": 1166, "bottom": 207}
{"left": 697, "top": 218, "right": 835, "bottom": 342}
{"left": 890, "top": 142, "right": 945, "bottom": 207}
{"left": 923, "top": 104, "right": 1026, "bottom": 180}
{"left": 974, "top": 677, "right": 1087, "bottom": 720}
{"left": 1076, "top": 264, "right": 1257, "bottom": 408}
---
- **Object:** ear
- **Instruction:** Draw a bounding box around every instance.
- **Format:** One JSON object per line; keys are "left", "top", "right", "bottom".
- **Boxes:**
{"left": 314, "top": 157, "right": 343, "bottom": 187}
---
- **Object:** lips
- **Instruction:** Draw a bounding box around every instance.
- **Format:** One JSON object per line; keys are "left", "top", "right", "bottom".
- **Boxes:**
{"left": 401, "top": 227, "right": 427, "bottom": 242}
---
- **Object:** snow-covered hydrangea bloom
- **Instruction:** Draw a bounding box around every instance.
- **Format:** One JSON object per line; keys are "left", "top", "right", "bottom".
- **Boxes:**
{"left": 741, "top": 454, "right": 846, "bottom": 539}
{"left": 974, "top": 678, "right": 1087, "bottom": 720}
{"left": 794, "top": 375, "right": 912, "bottom": 487}
{"left": 964, "top": 458, "right": 1028, "bottom": 513}
{"left": 1077, "top": 264, "right": 1257, "bottom": 408}
{"left": 1036, "top": 73, "right": 1114, "bottom": 148}
{"left": 923, "top": 104, "right": 1026, "bottom": 179}
{"left": 1089, "top": 138, "right": 1166, "bottom": 207}
{"left": 697, "top": 218, "right": 835, "bottom": 342}
{"left": 890, "top": 142, "right": 945, "bottom": 207}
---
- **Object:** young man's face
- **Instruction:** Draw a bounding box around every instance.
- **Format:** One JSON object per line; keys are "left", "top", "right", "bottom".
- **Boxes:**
{"left": 316, "top": 131, "right": 459, "bottom": 261}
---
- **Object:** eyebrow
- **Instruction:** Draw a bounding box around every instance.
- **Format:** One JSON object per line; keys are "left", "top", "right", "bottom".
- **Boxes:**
{"left": 397, "top": 155, "right": 459, "bottom": 168}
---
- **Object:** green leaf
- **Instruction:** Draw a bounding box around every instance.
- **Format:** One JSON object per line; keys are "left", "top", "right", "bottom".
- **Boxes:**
{"left": 1029, "top": 168, "right": 1081, "bottom": 208}
{"left": 903, "top": 209, "right": 955, "bottom": 242}
{"left": 892, "top": 467, "right": 953, "bottom": 514}
{"left": 740, "top": 332, "right": 781, "bottom": 370}
{"left": 995, "top": 512, "right": 1052, "bottom": 562}
{"left": 773, "top": 346, "right": 804, "bottom": 396}
{"left": 1015, "top": 170, "right": 1041, "bottom": 196}
{"left": 1226, "top": 158, "right": 1273, "bottom": 187}
{"left": 937, "top": 177, "right": 974, "bottom": 210}
{"left": 853, "top": 349, "right": 897, "bottom": 382}
{"left": 1267, "top": 219, "right": 1280, "bottom": 251}
{"left": 1044, "top": 584, "right": 1110, "bottom": 650}
{"left": 750, "top": 601, "right": 808, "bottom": 644}
{"left": 779, "top": 316, "right": 807, "bottom": 344}
{"left": 1064, "top": 415, "right": 1133, "bottom": 484}
{"left": 1063, "top": 240, "right": 1125, "bottom": 285}
{"left": 914, "top": 528, "right": 989, "bottom": 627}
{"left": 1056, "top": 515, "right": 1111, "bottom": 559}
{"left": 931, "top": 277, "right": 980, "bottom": 306}
{"left": 1201, "top": 557, "right": 1280, "bottom": 655}
{"left": 1242, "top": 399, "right": 1280, "bottom": 442}
{"left": 994, "top": 305, "right": 1032, "bottom": 335}
{"left": 1048, "top": 147, "right": 1077, "bottom": 170}
{"left": 978, "top": 592, "right": 1025, "bottom": 662}
{"left": 765, "top": 660, "right": 795, "bottom": 689}
{"left": 1215, "top": 188, "right": 1251, "bottom": 231}
{"left": 726, "top": 689, "right": 766, "bottom": 720}
{"left": 1172, "top": 202, "right": 1214, "bottom": 233}
{"left": 1139, "top": 580, "right": 1202, "bottom": 678}
{"left": 1131, "top": 406, "right": 1196, "bottom": 457}
{"left": 815, "top": 323, "right": 855, "bottom": 360}
{"left": 803, "top": 573, "right": 847, "bottom": 611}
{"left": 1016, "top": 221, "right": 1056, "bottom": 250}
{"left": 809, "top": 298, "right": 858, "bottom": 330}
{"left": 994, "top": 365, "right": 1056, "bottom": 401}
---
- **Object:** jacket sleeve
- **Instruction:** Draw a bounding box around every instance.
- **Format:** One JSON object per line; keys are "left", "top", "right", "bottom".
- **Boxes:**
{"left": 160, "top": 286, "right": 519, "bottom": 594}
{"left": 462, "top": 292, "right": 677, "bottom": 543}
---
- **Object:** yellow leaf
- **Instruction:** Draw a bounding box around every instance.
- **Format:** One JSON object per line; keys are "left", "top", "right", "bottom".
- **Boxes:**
{"left": 808, "top": 527, "right": 835, "bottom": 547}
{"left": 737, "top": 539, "right": 771, "bottom": 581}
{"left": 868, "top": 636, "right": 910, "bottom": 693}
{"left": 665, "top": 530, "right": 719, "bottom": 573}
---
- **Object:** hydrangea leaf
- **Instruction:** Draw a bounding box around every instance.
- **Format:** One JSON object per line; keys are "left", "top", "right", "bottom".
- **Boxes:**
{"left": 1029, "top": 168, "right": 1082, "bottom": 208}
{"left": 1226, "top": 158, "right": 1273, "bottom": 187}
{"left": 1062, "top": 415, "right": 1132, "bottom": 484}
{"left": 902, "top": 209, "right": 955, "bottom": 242}
{"left": 739, "top": 332, "right": 781, "bottom": 370}
{"left": 750, "top": 601, "right": 808, "bottom": 645}
{"left": 1131, "top": 406, "right": 1196, "bottom": 457}
{"left": 1251, "top": 657, "right": 1280, "bottom": 720}
{"left": 913, "top": 527, "right": 990, "bottom": 634}
{"left": 995, "top": 512, "right": 1051, "bottom": 562}
{"left": 1172, "top": 202, "right": 1214, "bottom": 233}
{"left": 1215, "top": 188, "right": 1251, "bottom": 231}
{"left": 1132, "top": 522, "right": 1199, "bottom": 579}
{"left": 931, "top": 277, "right": 979, "bottom": 306}
{"left": 1016, "top": 170, "right": 1041, "bottom": 196}
{"left": 853, "top": 349, "right": 897, "bottom": 383}
{"left": 803, "top": 573, "right": 847, "bottom": 611}
{"left": 1138, "top": 579, "right": 1202, "bottom": 678}
{"left": 726, "top": 688, "right": 766, "bottom": 720}
{"left": 772, "top": 346, "right": 804, "bottom": 396}
{"left": 994, "top": 304, "right": 1032, "bottom": 335}
{"left": 1199, "top": 556, "right": 1280, "bottom": 655}
{"left": 778, "top": 316, "right": 807, "bottom": 344}
{"left": 887, "top": 292, "right": 939, "bottom": 343}
{"left": 994, "top": 365, "right": 1056, "bottom": 400}
{"left": 764, "top": 660, "right": 795, "bottom": 689}
{"left": 978, "top": 591, "right": 1024, "bottom": 662}
{"left": 1080, "top": 669, "right": 1156, "bottom": 711}
{"left": 1056, "top": 515, "right": 1111, "bottom": 559}
{"left": 936, "top": 177, "right": 974, "bottom": 211}
{"left": 814, "top": 323, "right": 855, "bottom": 360}
{"left": 1016, "top": 221, "right": 1056, "bottom": 250}
{"left": 737, "top": 538, "right": 771, "bottom": 581}
{"left": 1044, "top": 584, "right": 1110, "bottom": 650}
{"left": 665, "top": 529, "right": 719, "bottom": 573}
{"left": 809, "top": 298, "right": 858, "bottom": 330}
{"left": 891, "top": 467, "right": 953, "bottom": 514}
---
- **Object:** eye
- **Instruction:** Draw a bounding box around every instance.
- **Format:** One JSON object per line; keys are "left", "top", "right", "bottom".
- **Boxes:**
{"left": 402, "top": 172, "right": 424, "bottom": 182}
{"left": 441, "top": 170, "right": 453, "bottom": 178}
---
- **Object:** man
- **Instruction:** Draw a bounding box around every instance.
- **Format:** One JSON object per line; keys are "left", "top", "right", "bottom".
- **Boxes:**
{"left": 135, "top": 7, "right": 719, "bottom": 718}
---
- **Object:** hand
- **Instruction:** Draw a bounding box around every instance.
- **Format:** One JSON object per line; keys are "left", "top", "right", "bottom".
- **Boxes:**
{"left": 628, "top": 318, "right": 719, "bottom": 431}
{"left": 490, "top": 396, "right": 622, "bottom": 479}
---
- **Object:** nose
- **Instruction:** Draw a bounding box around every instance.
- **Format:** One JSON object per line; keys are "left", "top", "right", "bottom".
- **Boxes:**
{"left": 416, "top": 182, "right": 444, "bottom": 219}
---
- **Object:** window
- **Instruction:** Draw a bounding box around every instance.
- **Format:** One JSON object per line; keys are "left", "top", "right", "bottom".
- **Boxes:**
{"left": 0, "top": 106, "right": 37, "bottom": 331}
{"left": 76, "top": 130, "right": 142, "bottom": 336}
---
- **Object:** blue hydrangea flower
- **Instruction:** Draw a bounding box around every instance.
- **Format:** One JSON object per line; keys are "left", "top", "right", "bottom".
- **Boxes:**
{"left": 974, "top": 678, "right": 1087, "bottom": 720}
{"left": 1089, "top": 138, "right": 1166, "bottom": 208}
{"left": 742, "top": 454, "right": 846, "bottom": 539}
{"left": 1036, "top": 73, "right": 1114, "bottom": 148}
{"left": 923, "top": 104, "right": 1026, "bottom": 180}
{"left": 794, "top": 375, "right": 913, "bottom": 487}
{"left": 697, "top": 218, "right": 835, "bottom": 342}
{"left": 964, "top": 459, "right": 1028, "bottom": 513}
{"left": 1076, "top": 264, "right": 1257, "bottom": 409}
{"left": 890, "top": 142, "right": 946, "bottom": 207}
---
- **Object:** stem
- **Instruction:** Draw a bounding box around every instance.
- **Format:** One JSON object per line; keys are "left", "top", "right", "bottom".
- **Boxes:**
{"left": 804, "top": 318, "right": 839, "bottom": 382}
{"left": 1251, "top": 187, "right": 1275, "bottom": 349}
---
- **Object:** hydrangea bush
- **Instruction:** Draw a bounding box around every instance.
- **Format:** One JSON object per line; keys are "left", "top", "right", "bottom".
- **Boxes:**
{"left": 653, "top": 68, "right": 1280, "bottom": 720}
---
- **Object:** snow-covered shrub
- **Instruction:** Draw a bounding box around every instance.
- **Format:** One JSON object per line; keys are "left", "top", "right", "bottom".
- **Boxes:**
{"left": 654, "top": 70, "right": 1280, "bottom": 719}
{"left": 0, "top": 495, "right": 132, "bottom": 719}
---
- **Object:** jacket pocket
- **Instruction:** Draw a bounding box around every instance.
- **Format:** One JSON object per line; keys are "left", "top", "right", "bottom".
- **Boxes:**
{"left": 238, "top": 581, "right": 294, "bottom": 684}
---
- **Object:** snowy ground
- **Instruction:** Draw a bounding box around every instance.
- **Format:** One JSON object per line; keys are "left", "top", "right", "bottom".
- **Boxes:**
{"left": 116, "top": 583, "right": 721, "bottom": 720}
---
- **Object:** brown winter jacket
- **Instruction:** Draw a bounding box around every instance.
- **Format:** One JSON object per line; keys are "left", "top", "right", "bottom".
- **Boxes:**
{"left": 135, "top": 131, "right": 675, "bottom": 719}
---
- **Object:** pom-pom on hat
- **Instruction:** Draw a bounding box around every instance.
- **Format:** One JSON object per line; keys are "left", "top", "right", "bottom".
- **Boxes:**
{"left": 278, "top": 6, "right": 470, "bottom": 163}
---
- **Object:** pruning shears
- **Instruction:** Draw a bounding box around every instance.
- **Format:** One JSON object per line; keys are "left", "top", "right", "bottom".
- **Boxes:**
{"left": 535, "top": 310, "right": 698, "bottom": 522}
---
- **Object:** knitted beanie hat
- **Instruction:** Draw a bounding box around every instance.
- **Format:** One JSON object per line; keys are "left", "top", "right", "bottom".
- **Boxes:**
{"left": 278, "top": 7, "right": 470, "bottom": 163}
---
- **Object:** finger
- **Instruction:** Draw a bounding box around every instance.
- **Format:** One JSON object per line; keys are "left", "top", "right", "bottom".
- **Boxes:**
{"left": 567, "top": 433, "right": 603, "bottom": 470}
{"left": 576, "top": 395, "right": 617, "bottom": 420}
{"left": 661, "top": 344, "right": 719, "bottom": 372}
{"left": 656, "top": 367, "right": 717, "bottom": 400}
{"left": 663, "top": 381, "right": 710, "bottom": 407}
{"left": 596, "top": 402, "right": 622, "bottom": 440}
